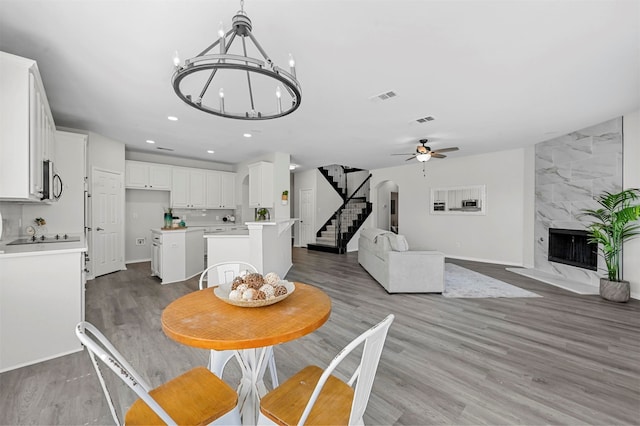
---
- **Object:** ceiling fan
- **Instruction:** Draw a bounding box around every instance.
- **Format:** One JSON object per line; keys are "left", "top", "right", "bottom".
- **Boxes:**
{"left": 392, "top": 139, "right": 459, "bottom": 162}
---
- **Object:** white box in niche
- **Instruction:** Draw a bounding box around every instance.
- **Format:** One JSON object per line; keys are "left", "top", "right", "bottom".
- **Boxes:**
{"left": 430, "top": 185, "right": 486, "bottom": 215}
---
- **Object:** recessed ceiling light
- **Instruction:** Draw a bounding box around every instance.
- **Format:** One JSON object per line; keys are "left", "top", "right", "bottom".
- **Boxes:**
{"left": 243, "top": 133, "right": 252, "bottom": 138}
{"left": 146, "top": 140, "right": 155, "bottom": 144}
{"left": 168, "top": 116, "right": 178, "bottom": 121}
{"left": 207, "top": 150, "right": 215, "bottom": 154}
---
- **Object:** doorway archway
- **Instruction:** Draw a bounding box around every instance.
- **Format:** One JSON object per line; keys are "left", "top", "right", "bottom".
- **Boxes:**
{"left": 375, "top": 180, "right": 399, "bottom": 232}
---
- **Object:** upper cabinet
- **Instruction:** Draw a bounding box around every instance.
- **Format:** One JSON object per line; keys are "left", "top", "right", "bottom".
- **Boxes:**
{"left": 0, "top": 52, "right": 56, "bottom": 201}
{"left": 171, "top": 167, "right": 206, "bottom": 209}
{"left": 125, "top": 161, "right": 171, "bottom": 190}
{"left": 248, "top": 161, "right": 274, "bottom": 208}
{"left": 206, "top": 171, "right": 236, "bottom": 209}
{"left": 124, "top": 160, "right": 236, "bottom": 209}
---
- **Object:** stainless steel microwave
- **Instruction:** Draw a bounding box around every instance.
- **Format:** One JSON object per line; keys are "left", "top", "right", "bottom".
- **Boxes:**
{"left": 42, "top": 160, "right": 62, "bottom": 201}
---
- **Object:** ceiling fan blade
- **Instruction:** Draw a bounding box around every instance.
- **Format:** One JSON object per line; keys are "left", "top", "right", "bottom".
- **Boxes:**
{"left": 391, "top": 153, "right": 414, "bottom": 156}
{"left": 431, "top": 153, "right": 447, "bottom": 159}
{"left": 405, "top": 155, "right": 417, "bottom": 161}
{"left": 431, "top": 147, "right": 459, "bottom": 154}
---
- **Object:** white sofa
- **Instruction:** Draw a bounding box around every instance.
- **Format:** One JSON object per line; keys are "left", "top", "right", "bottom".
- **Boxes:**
{"left": 357, "top": 228, "right": 444, "bottom": 293}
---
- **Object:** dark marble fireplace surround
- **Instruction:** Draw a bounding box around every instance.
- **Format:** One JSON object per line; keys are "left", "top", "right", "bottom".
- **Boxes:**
{"left": 534, "top": 117, "right": 622, "bottom": 286}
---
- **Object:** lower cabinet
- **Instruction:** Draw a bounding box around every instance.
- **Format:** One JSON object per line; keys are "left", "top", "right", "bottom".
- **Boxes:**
{"left": 0, "top": 250, "right": 84, "bottom": 372}
{"left": 150, "top": 228, "right": 204, "bottom": 284}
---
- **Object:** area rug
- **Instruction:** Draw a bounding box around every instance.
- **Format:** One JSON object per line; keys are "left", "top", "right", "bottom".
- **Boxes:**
{"left": 443, "top": 263, "right": 541, "bottom": 298}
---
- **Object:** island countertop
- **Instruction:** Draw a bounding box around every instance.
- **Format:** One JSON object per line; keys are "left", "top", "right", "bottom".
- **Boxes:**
{"left": 204, "top": 229, "right": 249, "bottom": 237}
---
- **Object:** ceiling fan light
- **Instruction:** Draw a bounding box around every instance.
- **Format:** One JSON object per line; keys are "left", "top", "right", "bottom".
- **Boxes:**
{"left": 416, "top": 153, "right": 431, "bottom": 162}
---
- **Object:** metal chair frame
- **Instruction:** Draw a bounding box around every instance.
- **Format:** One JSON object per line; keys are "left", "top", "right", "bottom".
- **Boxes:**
{"left": 75, "top": 321, "right": 240, "bottom": 426}
{"left": 258, "top": 314, "right": 395, "bottom": 426}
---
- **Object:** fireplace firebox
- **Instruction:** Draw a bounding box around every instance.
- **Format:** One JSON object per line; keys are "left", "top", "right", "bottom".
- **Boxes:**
{"left": 548, "top": 228, "right": 597, "bottom": 271}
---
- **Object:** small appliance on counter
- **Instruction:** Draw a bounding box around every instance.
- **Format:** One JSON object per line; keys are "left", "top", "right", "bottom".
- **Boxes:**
{"left": 222, "top": 214, "right": 235, "bottom": 223}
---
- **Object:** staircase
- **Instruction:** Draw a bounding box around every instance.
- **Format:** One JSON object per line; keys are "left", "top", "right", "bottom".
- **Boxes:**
{"left": 308, "top": 167, "right": 372, "bottom": 254}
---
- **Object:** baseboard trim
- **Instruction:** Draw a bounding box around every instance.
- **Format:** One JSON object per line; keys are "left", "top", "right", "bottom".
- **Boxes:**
{"left": 126, "top": 258, "right": 151, "bottom": 264}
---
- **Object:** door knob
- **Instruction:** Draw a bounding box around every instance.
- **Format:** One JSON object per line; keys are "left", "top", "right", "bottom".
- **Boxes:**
{"left": 96, "top": 227, "right": 104, "bottom": 231}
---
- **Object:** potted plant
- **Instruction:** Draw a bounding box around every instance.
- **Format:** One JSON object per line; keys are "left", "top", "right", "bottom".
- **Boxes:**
{"left": 257, "top": 208, "right": 269, "bottom": 221}
{"left": 580, "top": 188, "right": 640, "bottom": 302}
{"left": 282, "top": 190, "right": 288, "bottom": 201}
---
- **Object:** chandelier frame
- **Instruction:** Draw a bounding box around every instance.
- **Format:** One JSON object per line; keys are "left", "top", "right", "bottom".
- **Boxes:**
{"left": 171, "top": 6, "right": 302, "bottom": 120}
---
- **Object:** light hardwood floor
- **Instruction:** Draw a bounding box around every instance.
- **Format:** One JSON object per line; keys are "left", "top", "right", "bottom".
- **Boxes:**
{"left": 1, "top": 248, "right": 639, "bottom": 425}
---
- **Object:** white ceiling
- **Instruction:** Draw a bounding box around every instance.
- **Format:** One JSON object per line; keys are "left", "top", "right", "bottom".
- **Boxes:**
{"left": 1, "top": 0, "right": 638, "bottom": 171}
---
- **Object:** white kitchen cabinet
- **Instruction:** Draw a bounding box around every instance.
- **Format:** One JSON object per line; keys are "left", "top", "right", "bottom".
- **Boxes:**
{"left": 125, "top": 160, "right": 171, "bottom": 190}
{"left": 0, "top": 51, "right": 56, "bottom": 201}
{"left": 171, "top": 167, "right": 206, "bottom": 208}
{"left": 206, "top": 171, "right": 236, "bottom": 209}
{"left": 248, "top": 161, "right": 274, "bottom": 208}
{"left": 150, "top": 228, "right": 204, "bottom": 284}
{"left": 0, "top": 250, "right": 84, "bottom": 372}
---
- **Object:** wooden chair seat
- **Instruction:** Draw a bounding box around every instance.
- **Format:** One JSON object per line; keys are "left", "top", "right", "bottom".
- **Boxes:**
{"left": 125, "top": 367, "right": 238, "bottom": 425}
{"left": 259, "top": 365, "right": 354, "bottom": 426}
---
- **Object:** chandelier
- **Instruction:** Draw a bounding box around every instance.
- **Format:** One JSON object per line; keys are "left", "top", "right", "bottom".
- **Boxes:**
{"left": 171, "top": 0, "right": 302, "bottom": 120}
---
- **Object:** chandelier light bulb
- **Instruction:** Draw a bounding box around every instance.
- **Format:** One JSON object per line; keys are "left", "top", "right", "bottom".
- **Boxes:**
{"left": 218, "top": 22, "right": 225, "bottom": 39}
{"left": 173, "top": 51, "right": 180, "bottom": 67}
{"left": 219, "top": 88, "right": 225, "bottom": 113}
{"left": 289, "top": 54, "right": 296, "bottom": 77}
{"left": 276, "top": 86, "right": 283, "bottom": 113}
{"left": 219, "top": 88, "right": 225, "bottom": 98}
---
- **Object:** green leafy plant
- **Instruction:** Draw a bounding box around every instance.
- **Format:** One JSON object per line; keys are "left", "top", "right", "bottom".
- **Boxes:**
{"left": 257, "top": 208, "right": 269, "bottom": 219}
{"left": 580, "top": 188, "right": 640, "bottom": 281}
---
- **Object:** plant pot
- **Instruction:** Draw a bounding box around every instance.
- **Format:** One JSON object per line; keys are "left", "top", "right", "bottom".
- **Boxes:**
{"left": 600, "top": 278, "right": 630, "bottom": 302}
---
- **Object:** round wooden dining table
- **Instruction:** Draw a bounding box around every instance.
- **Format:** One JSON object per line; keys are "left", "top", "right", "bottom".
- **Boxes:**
{"left": 162, "top": 282, "right": 331, "bottom": 425}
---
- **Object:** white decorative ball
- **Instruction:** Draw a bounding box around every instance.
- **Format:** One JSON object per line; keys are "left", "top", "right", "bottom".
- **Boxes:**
{"left": 228, "top": 290, "right": 242, "bottom": 301}
{"left": 259, "top": 284, "right": 275, "bottom": 299}
{"left": 242, "top": 288, "right": 257, "bottom": 301}
{"left": 264, "top": 272, "right": 280, "bottom": 285}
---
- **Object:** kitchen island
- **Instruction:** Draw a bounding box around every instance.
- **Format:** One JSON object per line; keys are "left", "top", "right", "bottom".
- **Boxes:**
{"left": 205, "top": 219, "right": 297, "bottom": 278}
{"left": 150, "top": 227, "right": 204, "bottom": 284}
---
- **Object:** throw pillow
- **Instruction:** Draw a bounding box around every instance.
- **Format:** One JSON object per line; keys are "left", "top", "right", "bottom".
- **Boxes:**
{"left": 389, "top": 234, "right": 409, "bottom": 251}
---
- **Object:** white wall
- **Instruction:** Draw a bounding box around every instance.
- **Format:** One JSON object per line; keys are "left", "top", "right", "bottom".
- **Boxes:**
{"left": 370, "top": 148, "right": 527, "bottom": 265}
{"left": 125, "top": 189, "right": 169, "bottom": 263}
{"left": 623, "top": 109, "right": 640, "bottom": 299}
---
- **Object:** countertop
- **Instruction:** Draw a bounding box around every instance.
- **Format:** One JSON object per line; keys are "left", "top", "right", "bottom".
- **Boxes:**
{"left": 151, "top": 227, "right": 205, "bottom": 234}
{"left": 0, "top": 235, "right": 87, "bottom": 258}
{"left": 204, "top": 228, "right": 249, "bottom": 237}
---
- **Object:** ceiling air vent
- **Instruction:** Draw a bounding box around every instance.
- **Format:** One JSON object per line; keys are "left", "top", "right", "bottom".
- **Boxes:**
{"left": 414, "top": 116, "right": 435, "bottom": 124}
{"left": 156, "top": 147, "right": 175, "bottom": 151}
{"left": 370, "top": 90, "right": 398, "bottom": 101}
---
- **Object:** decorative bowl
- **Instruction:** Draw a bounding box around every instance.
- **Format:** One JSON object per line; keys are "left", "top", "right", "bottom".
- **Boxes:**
{"left": 214, "top": 280, "right": 295, "bottom": 307}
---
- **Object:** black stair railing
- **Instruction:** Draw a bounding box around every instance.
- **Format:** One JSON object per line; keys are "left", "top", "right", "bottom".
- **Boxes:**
{"left": 333, "top": 174, "right": 372, "bottom": 248}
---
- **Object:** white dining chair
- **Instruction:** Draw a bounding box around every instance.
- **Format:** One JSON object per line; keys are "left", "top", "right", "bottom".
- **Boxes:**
{"left": 199, "top": 261, "right": 279, "bottom": 387}
{"left": 75, "top": 321, "right": 241, "bottom": 426}
{"left": 258, "top": 314, "right": 395, "bottom": 426}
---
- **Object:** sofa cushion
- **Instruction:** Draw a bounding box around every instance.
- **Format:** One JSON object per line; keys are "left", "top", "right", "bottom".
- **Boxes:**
{"left": 387, "top": 234, "right": 409, "bottom": 251}
{"left": 360, "top": 228, "right": 389, "bottom": 242}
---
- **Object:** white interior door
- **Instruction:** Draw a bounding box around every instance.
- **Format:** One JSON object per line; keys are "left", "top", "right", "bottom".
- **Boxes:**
{"left": 92, "top": 168, "right": 124, "bottom": 277}
{"left": 299, "top": 188, "right": 314, "bottom": 247}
